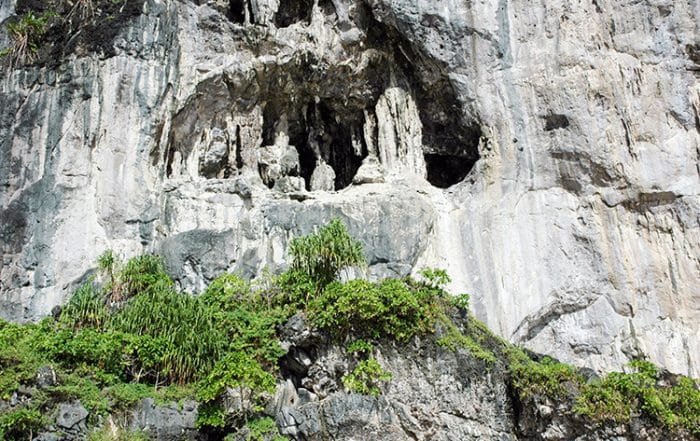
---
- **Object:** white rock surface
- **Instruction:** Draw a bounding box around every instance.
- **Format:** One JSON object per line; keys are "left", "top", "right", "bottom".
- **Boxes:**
{"left": 0, "top": 0, "right": 698, "bottom": 377}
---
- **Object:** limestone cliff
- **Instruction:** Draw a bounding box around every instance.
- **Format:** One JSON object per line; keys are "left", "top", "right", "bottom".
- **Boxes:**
{"left": 0, "top": 0, "right": 698, "bottom": 380}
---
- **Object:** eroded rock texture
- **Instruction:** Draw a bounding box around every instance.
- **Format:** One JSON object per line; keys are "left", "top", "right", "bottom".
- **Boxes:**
{"left": 0, "top": 0, "right": 698, "bottom": 377}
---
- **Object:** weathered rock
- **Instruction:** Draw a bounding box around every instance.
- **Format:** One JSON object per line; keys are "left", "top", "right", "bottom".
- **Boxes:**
{"left": 36, "top": 365, "right": 57, "bottom": 388}
{"left": 0, "top": 0, "right": 697, "bottom": 381}
{"left": 309, "top": 160, "right": 336, "bottom": 192}
{"left": 130, "top": 398, "right": 199, "bottom": 441}
{"left": 270, "top": 315, "right": 696, "bottom": 441}
{"left": 353, "top": 155, "right": 385, "bottom": 185}
{"left": 56, "top": 401, "right": 88, "bottom": 429}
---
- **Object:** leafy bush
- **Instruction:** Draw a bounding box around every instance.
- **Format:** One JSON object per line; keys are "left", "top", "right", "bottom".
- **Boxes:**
{"left": 419, "top": 267, "right": 451, "bottom": 289}
{"left": 436, "top": 316, "right": 496, "bottom": 363}
{"left": 575, "top": 361, "right": 700, "bottom": 433}
{"left": 197, "top": 352, "right": 276, "bottom": 427}
{"left": 243, "top": 416, "right": 288, "bottom": 441}
{"left": 289, "top": 219, "right": 366, "bottom": 290}
{"left": 510, "top": 354, "right": 582, "bottom": 398}
{"left": 46, "top": 328, "right": 133, "bottom": 376}
{"left": 271, "top": 270, "right": 316, "bottom": 310}
{"left": 48, "top": 371, "right": 110, "bottom": 415}
{"left": 0, "top": 320, "right": 51, "bottom": 400}
{"left": 342, "top": 359, "right": 392, "bottom": 396}
{"left": 0, "top": 407, "right": 44, "bottom": 440}
{"left": 197, "top": 352, "right": 275, "bottom": 405}
{"left": 346, "top": 339, "right": 375, "bottom": 356}
{"left": 200, "top": 274, "right": 286, "bottom": 368}
{"left": 310, "top": 278, "right": 441, "bottom": 341}
{"left": 119, "top": 254, "right": 173, "bottom": 300}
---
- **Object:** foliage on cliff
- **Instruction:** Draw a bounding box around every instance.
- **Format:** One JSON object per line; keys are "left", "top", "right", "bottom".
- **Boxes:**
{"left": 0, "top": 219, "right": 698, "bottom": 439}
{"left": 1, "top": 0, "right": 145, "bottom": 68}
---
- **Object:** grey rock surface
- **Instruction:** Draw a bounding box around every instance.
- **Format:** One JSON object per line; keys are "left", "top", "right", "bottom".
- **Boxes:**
{"left": 56, "top": 401, "right": 88, "bottom": 429}
{"left": 131, "top": 398, "right": 199, "bottom": 440}
{"left": 269, "top": 314, "right": 695, "bottom": 441}
{"left": 0, "top": 0, "right": 698, "bottom": 380}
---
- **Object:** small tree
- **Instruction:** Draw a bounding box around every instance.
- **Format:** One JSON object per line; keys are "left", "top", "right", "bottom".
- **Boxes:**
{"left": 288, "top": 219, "right": 366, "bottom": 290}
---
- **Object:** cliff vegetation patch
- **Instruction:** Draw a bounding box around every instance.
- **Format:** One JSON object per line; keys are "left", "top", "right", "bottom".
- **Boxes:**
{"left": 1, "top": 0, "right": 145, "bottom": 68}
{"left": 0, "top": 219, "right": 698, "bottom": 439}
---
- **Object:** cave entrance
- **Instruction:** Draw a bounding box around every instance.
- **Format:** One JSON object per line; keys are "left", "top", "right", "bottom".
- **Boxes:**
{"left": 424, "top": 154, "right": 476, "bottom": 188}
{"left": 274, "top": 0, "right": 314, "bottom": 28}
{"left": 422, "top": 123, "right": 481, "bottom": 189}
{"left": 261, "top": 99, "right": 367, "bottom": 191}
{"left": 227, "top": 0, "right": 247, "bottom": 23}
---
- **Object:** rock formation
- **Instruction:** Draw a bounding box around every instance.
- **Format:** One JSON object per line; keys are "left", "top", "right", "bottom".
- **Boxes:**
{"left": 0, "top": 0, "right": 698, "bottom": 381}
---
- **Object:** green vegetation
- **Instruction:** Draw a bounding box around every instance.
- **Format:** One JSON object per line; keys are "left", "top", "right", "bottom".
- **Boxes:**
{"left": 342, "top": 359, "right": 392, "bottom": 396}
{"left": 0, "top": 408, "right": 44, "bottom": 440}
{"left": 0, "top": 11, "right": 55, "bottom": 67}
{"left": 509, "top": 352, "right": 582, "bottom": 398}
{"left": 310, "top": 278, "right": 443, "bottom": 341}
{"left": 87, "top": 426, "right": 149, "bottom": 441}
{"left": 1, "top": 218, "right": 698, "bottom": 438}
{"left": 509, "top": 353, "right": 700, "bottom": 435}
{"left": 574, "top": 361, "right": 700, "bottom": 433}
{"left": 240, "top": 417, "right": 288, "bottom": 441}
{"left": 289, "top": 219, "right": 365, "bottom": 290}
{"left": 436, "top": 316, "right": 497, "bottom": 363}
{"left": 1, "top": 0, "right": 145, "bottom": 69}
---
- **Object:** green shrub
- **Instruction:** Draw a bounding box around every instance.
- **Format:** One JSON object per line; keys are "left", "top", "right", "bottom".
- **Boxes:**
{"left": 111, "top": 281, "right": 224, "bottom": 384}
{"left": 197, "top": 352, "right": 275, "bottom": 405}
{"left": 510, "top": 355, "right": 582, "bottom": 398}
{"left": 119, "top": 255, "right": 173, "bottom": 300}
{"left": 46, "top": 328, "right": 133, "bottom": 377}
{"left": 244, "top": 416, "right": 288, "bottom": 441}
{"left": 196, "top": 352, "right": 275, "bottom": 428}
{"left": 575, "top": 361, "right": 700, "bottom": 433}
{"left": 272, "top": 270, "right": 316, "bottom": 310}
{"left": 196, "top": 402, "right": 227, "bottom": 429}
{"left": 59, "top": 282, "right": 108, "bottom": 330}
{"left": 310, "top": 278, "right": 441, "bottom": 341}
{"left": 289, "top": 219, "right": 366, "bottom": 290}
{"left": 342, "top": 359, "right": 392, "bottom": 396}
{"left": 201, "top": 273, "right": 286, "bottom": 368}
{"left": 419, "top": 267, "right": 451, "bottom": 289}
{"left": 436, "top": 319, "right": 496, "bottom": 363}
{"left": 660, "top": 377, "right": 700, "bottom": 432}
{"left": 0, "top": 407, "right": 44, "bottom": 440}
{"left": 346, "top": 339, "right": 375, "bottom": 356}
{"left": 0, "top": 321, "right": 51, "bottom": 400}
{"left": 48, "top": 371, "right": 110, "bottom": 415}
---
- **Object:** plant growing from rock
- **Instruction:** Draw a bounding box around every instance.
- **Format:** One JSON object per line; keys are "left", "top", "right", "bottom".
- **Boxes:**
{"left": 0, "top": 11, "right": 55, "bottom": 68}
{"left": 288, "top": 218, "right": 366, "bottom": 292}
{"left": 342, "top": 359, "right": 392, "bottom": 396}
{"left": 310, "top": 277, "right": 442, "bottom": 341}
{"left": 59, "top": 281, "right": 108, "bottom": 330}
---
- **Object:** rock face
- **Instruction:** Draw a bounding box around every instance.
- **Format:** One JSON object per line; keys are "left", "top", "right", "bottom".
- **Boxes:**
{"left": 0, "top": 0, "right": 698, "bottom": 378}
{"left": 28, "top": 315, "right": 694, "bottom": 441}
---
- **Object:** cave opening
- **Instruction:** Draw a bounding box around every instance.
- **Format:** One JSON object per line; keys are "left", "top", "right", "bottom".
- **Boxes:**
{"left": 227, "top": 0, "right": 246, "bottom": 23}
{"left": 422, "top": 122, "right": 481, "bottom": 188}
{"left": 261, "top": 99, "right": 367, "bottom": 191}
{"left": 318, "top": 0, "right": 337, "bottom": 17}
{"left": 363, "top": 13, "right": 482, "bottom": 189}
{"left": 274, "top": 0, "right": 314, "bottom": 28}
{"left": 424, "top": 154, "right": 475, "bottom": 188}
{"left": 313, "top": 101, "right": 367, "bottom": 190}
